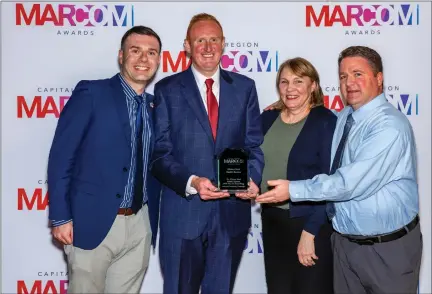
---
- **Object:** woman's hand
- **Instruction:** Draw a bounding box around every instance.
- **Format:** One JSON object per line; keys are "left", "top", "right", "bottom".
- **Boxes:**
{"left": 263, "top": 100, "right": 281, "bottom": 111}
{"left": 297, "top": 230, "right": 318, "bottom": 267}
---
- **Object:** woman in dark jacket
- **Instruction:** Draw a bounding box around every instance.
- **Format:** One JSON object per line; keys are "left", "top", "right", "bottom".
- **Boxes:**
{"left": 257, "top": 57, "right": 336, "bottom": 294}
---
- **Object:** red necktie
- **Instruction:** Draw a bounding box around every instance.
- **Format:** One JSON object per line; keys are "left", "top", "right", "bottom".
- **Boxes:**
{"left": 205, "top": 78, "right": 219, "bottom": 140}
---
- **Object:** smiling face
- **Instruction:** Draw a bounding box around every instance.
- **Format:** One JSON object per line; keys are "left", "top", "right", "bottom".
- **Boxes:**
{"left": 184, "top": 20, "right": 225, "bottom": 77}
{"left": 118, "top": 33, "right": 160, "bottom": 94}
{"left": 278, "top": 67, "right": 316, "bottom": 112}
{"left": 339, "top": 56, "right": 383, "bottom": 110}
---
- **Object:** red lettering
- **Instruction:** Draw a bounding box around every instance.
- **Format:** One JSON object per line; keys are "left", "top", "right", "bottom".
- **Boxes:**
{"left": 17, "top": 96, "right": 68, "bottom": 118}
{"left": 162, "top": 51, "right": 191, "bottom": 72}
{"left": 306, "top": 5, "right": 329, "bottom": 27}
{"left": 15, "top": 4, "right": 61, "bottom": 26}
{"left": 43, "top": 281, "right": 58, "bottom": 294}
{"left": 324, "top": 95, "right": 345, "bottom": 112}
{"left": 324, "top": 95, "right": 330, "bottom": 109}
{"left": 329, "top": 6, "right": 349, "bottom": 26}
{"left": 17, "top": 96, "right": 40, "bottom": 118}
{"left": 41, "top": 96, "right": 61, "bottom": 118}
{"left": 17, "top": 188, "right": 49, "bottom": 210}
{"left": 17, "top": 280, "right": 63, "bottom": 294}
{"left": 16, "top": 4, "right": 40, "bottom": 25}
{"left": 17, "top": 280, "right": 41, "bottom": 294}
{"left": 59, "top": 280, "right": 68, "bottom": 294}
{"left": 306, "top": 5, "right": 351, "bottom": 27}
{"left": 59, "top": 96, "right": 70, "bottom": 111}
{"left": 40, "top": 4, "right": 61, "bottom": 26}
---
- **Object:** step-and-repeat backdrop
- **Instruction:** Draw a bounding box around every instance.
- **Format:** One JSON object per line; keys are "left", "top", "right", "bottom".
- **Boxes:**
{"left": 1, "top": 2, "right": 431, "bottom": 293}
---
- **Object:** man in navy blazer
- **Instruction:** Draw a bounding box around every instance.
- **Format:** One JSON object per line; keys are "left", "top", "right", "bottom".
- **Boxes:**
{"left": 152, "top": 13, "right": 264, "bottom": 294}
{"left": 48, "top": 26, "right": 161, "bottom": 293}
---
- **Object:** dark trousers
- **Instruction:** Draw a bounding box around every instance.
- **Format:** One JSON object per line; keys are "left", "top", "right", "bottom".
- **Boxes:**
{"left": 160, "top": 207, "right": 248, "bottom": 294}
{"left": 332, "top": 221, "right": 422, "bottom": 294}
{"left": 261, "top": 206, "right": 334, "bottom": 294}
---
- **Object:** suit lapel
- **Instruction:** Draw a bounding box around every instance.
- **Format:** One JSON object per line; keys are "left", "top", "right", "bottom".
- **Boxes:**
{"left": 216, "top": 69, "right": 237, "bottom": 147}
{"left": 180, "top": 67, "right": 214, "bottom": 143}
{"left": 110, "top": 75, "right": 132, "bottom": 149}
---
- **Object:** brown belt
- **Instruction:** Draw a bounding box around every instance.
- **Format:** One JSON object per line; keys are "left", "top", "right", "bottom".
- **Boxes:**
{"left": 117, "top": 207, "right": 135, "bottom": 216}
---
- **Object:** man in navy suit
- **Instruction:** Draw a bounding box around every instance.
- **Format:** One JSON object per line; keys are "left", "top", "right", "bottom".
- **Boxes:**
{"left": 152, "top": 13, "right": 264, "bottom": 294}
{"left": 48, "top": 26, "right": 161, "bottom": 293}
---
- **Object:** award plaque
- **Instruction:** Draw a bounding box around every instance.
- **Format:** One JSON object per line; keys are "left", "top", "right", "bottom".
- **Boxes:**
{"left": 217, "top": 148, "right": 248, "bottom": 193}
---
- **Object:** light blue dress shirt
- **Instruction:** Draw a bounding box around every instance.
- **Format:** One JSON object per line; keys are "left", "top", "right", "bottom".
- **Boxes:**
{"left": 290, "top": 94, "right": 419, "bottom": 235}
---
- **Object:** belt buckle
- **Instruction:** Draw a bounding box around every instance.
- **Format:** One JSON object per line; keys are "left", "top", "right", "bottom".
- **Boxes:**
{"left": 354, "top": 238, "right": 375, "bottom": 245}
{"left": 119, "top": 208, "right": 133, "bottom": 216}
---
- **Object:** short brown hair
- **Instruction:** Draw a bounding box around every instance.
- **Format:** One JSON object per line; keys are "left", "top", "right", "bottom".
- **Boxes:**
{"left": 338, "top": 46, "right": 383, "bottom": 75}
{"left": 120, "top": 25, "right": 162, "bottom": 52}
{"left": 185, "top": 13, "right": 224, "bottom": 41}
{"left": 274, "top": 57, "right": 324, "bottom": 110}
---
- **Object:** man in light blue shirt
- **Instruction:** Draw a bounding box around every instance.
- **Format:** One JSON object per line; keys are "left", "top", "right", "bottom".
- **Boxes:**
{"left": 257, "top": 46, "right": 422, "bottom": 294}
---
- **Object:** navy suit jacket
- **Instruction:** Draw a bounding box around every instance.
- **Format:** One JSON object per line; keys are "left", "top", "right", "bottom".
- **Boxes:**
{"left": 48, "top": 75, "right": 161, "bottom": 250}
{"left": 261, "top": 106, "right": 336, "bottom": 236}
{"left": 151, "top": 67, "right": 264, "bottom": 239}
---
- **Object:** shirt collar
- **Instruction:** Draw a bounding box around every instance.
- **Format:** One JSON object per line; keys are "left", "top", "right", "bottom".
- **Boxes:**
{"left": 191, "top": 64, "right": 220, "bottom": 90}
{"left": 350, "top": 93, "right": 387, "bottom": 123}
{"left": 117, "top": 73, "right": 146, "bottom": 100}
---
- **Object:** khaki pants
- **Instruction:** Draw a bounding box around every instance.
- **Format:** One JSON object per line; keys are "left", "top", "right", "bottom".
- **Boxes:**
{"left": 65, "top": 206, "right": 152, "bottom": 293}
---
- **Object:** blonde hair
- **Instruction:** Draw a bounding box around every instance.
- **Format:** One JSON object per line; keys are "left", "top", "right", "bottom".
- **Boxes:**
{"left": 185, "top": 13, "right": 224, "bottom": 41}
{"left": 274, "top": 57, "right": 324, "bottom": 110}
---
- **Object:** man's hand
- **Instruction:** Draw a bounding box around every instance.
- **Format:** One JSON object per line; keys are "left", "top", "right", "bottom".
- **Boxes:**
{"left": 191, "top": 176, "right": 230, "bottom": 200}
{"left": 255, "top": 179, "right": 290, "bottom": 203}
{"left": 236, "top": 178, "right": 259, "bottom": 200}
{"left": 52, "top": 222, "right": 73, "bottom": 245}
{"left": 263, "top": 101, "right": 281, "bottom": 111}
{"left": 297, "top": 230, "right": 318, "bottom": 267}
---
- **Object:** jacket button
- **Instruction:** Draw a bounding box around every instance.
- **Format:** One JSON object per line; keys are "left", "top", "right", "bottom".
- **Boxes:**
{"left": 123, "top": 167, "right": 128, "bottom": 172}
{"left": 116, "top": 194, "right": 121, "bottom": 198}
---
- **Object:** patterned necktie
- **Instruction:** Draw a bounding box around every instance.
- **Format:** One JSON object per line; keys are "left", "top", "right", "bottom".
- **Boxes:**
{"left": 132, "top": 95, "right": 144, "bottom": 213}
{"left": 326, "top": 113, "right": 354, "bottom": 220}
{"left": 205, "top": 78, "right": 219, "bottom": 140}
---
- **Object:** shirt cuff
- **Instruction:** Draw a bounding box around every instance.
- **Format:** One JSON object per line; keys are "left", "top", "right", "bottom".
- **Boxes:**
{"left": 51, "top": 219, "right": 72, "bottom": 227}
{"left": 186, "top": 175, "right": 198, "bottom": 196}
{"left": 289, "top": 180, "right": 308, "bottom": 202}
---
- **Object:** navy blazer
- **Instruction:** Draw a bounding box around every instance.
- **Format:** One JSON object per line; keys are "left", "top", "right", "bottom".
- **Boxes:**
{"left": 151, "top": 67, "right": 264, "bottom": 239}
{"left": 261, "top": 106, "right": 336, "bottom": 235}
{"left": 48, "top": 75, "right": 161, "bottom": 250}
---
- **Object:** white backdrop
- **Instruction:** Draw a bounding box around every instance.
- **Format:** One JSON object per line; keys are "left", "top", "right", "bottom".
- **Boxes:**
{"left": 1, "top": 2, "right": 431, "bottom": 293}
